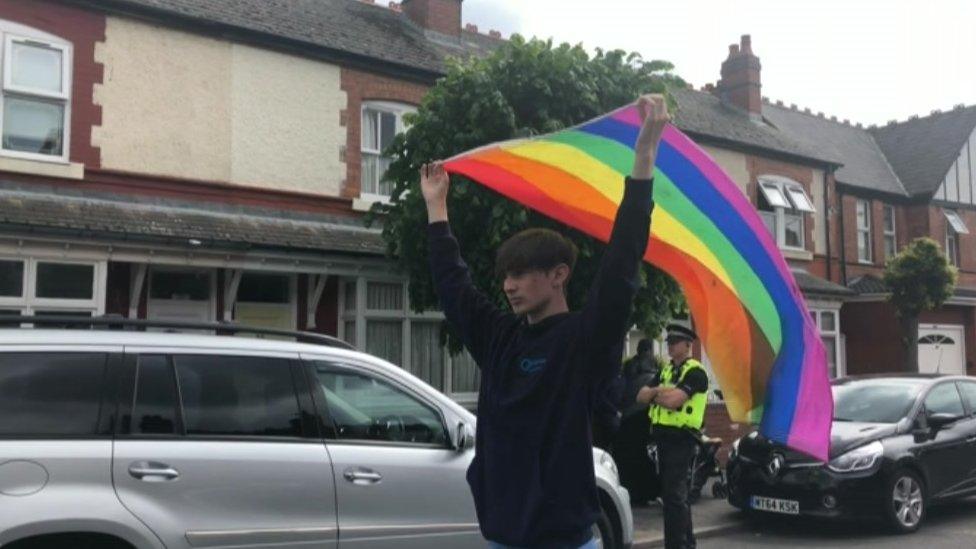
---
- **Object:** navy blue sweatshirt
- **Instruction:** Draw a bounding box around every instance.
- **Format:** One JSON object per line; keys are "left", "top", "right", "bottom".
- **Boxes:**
{"left": 427, "top": 177, "right": 654, "bottom": 547}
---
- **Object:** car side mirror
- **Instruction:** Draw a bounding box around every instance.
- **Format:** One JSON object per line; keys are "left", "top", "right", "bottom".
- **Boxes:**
{"left": 453, "top": 422, "right": 474, "bottom": 453}
{"left": 927, "top": 412, "right": 961, "bottom": 430}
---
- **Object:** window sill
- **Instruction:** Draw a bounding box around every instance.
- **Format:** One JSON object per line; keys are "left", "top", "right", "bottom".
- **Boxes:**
{"left": 781, "top": 248, "right": 813, "bottom": 261}
{"left": 857, "top": 260, "right": 875, "bottom": 266}
{"left": 352, "top": 195, "right": 392, "bottom": 212}
{"left": 0, "top": 155, "right": 83, "bottom": 180}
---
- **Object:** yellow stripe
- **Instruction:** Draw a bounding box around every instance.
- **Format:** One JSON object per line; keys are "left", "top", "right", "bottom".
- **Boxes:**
{"left": 492, "top": 141, "right": 738, "bottom": 296}
{"left": 502, "top": 141, "right": 626, "bottom": 203}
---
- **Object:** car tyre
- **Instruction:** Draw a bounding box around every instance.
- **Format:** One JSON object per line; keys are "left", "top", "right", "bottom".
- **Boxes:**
{"left": 884, "top": 468, "right": 925, "bottom": 534}
{"left": 592, "top": 506, "right": 617, "bottom": 549}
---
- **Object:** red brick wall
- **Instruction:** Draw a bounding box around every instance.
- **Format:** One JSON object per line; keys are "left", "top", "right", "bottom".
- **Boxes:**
{"left": 340, "top": 67, "right": 429, "bottom": 199}
{"left": 842, "top": 301, "right": 907, "bottom": 374}
{"left": 401, "top": 0, "right": 461, "bottom": 37}
{"left": 0, "top": 0, "right": 104, "bottom": 167}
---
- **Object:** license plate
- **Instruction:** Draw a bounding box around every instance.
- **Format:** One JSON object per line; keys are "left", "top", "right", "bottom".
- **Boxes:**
{"left": 750, "top": 495, "right": 799, "bottom": 515}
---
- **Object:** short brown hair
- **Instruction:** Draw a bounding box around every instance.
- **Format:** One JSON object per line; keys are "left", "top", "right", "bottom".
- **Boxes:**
{"left": 495, "top": 228, "right": 578, "bottom": 278}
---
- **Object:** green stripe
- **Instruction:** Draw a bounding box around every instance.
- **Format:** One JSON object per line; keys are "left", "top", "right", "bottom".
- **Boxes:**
{"left": 547, "top": 130, "right": 782, "bottom": 351}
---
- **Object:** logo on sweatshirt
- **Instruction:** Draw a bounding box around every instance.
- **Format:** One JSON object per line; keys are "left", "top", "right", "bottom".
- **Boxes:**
{"left": 519, "top": 357, "right": 547, "bottom": 374}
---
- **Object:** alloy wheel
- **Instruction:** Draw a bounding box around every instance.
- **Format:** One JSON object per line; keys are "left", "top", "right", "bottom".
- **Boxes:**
{"left": 892, "top": 475, "right": 923, "bottom": 528}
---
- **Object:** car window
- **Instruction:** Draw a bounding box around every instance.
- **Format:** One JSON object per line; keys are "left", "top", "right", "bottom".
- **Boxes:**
{"left": 957, "top": 382, "right": 976, "bottom": 416}
{"left": 0, "top": 353, "right": 107, "bottom": 436}
{"left": 174, "top": 355, "right": 303, "bottom": 438}
{"left": 315, "top": 364, "right": 448, "bottom": 446}
{"left": 132, "top": 355, "right": 179, "bottom": 435}
{"left": 924, "top": 383, "right": 965, "bottom": 417}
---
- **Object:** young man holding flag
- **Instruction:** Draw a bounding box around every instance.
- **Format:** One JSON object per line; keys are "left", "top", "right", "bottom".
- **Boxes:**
{"left": 422, "top": 94, "right": 669, "bottom": 548}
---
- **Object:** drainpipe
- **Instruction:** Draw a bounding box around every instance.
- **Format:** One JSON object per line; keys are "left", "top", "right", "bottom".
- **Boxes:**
{"left": 824, "top": 168, "right": 834, "bottom": 282}
{"left": 837, "top": 185, "right": 848, "bottom": 286}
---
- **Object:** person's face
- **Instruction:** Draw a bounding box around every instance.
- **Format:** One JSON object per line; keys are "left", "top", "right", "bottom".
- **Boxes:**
{"left": 502, "top": 265, "right": 568, "bottom": 316}
{"left": 667, "top": 338, "right": 692, "bottom": 360}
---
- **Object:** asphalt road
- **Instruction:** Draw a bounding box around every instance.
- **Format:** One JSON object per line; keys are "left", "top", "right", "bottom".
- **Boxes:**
{"left": 699, "top": 497, "right": 976, "bottom": 548}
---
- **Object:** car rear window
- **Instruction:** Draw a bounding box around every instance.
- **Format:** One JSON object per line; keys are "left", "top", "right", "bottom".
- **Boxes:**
{"left": 0, "top": 353, "right": 107, "bottom": 436}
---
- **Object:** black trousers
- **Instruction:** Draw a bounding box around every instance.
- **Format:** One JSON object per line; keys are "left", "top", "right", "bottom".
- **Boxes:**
{"left": 656, "top": 431, "right": 697, "bottom": 549}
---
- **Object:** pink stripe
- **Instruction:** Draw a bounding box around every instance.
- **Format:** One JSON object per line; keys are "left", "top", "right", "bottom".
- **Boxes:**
{"left": 661, "top": 126, "right": 795, "bottom": 286}
{"left": 785, "top": 323, "right": 833, "bottom": 461}
{"left": 610, "top": 105, "right": 641, "bottom": 127}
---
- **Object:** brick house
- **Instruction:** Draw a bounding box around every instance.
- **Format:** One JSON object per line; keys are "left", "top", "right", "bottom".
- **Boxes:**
{"left": 0, "top": 0, "right": 504, "bottom": 404}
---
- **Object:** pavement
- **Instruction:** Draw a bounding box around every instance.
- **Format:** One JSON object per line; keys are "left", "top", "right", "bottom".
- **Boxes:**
{"left": 630, "top": 480, "right": 746, "bottom": 548}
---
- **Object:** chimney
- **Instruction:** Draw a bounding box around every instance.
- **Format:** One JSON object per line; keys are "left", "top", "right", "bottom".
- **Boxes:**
{"left": 401, "top": 0, "right": 461, "bottom": 37}
{"left": 717, "top": 34, "right": 762, "bottom": 118}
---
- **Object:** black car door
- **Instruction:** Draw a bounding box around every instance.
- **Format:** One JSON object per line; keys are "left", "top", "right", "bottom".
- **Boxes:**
{"left": 954, "top": 381, "right": 976, "bottom": 493}
{"left": 915, "top": 382, "right": 970, "bottom": 498}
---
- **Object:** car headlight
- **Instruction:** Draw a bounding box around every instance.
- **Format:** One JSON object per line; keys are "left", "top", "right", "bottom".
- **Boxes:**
{"left": 599, "top": 451, "right": 619, "bottom": 483}
{"left": 827, "top": 440, "right": 883, "bottom": 473}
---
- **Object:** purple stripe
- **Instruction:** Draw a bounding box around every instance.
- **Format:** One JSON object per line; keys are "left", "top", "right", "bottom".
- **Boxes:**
{"left": 660, "top": 126, "right": 795, "bottom": 286}
{"left": 610, "top": 106, "right": 641, "bottom": 127}
{"left": 786, "top": 324, "right": 834, "bottom": 460}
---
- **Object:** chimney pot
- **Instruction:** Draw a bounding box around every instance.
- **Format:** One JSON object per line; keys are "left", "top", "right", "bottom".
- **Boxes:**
{"left": 804, "top": 107, "right": 811, "bottom": 114}
{"left": 740, "top": 34, "right": 753, "bottom": 54}
{"left": 790, "top": 103, "right": 797, "bottom": 110}
{"left": 465, "top": 23, "right": 478, "bottom": 32}
{"left": 843, "top": 118, "right": 850, "bottom": 125}
{"left": 856, "top": 122, "right": 863, "bottom": 128}
{"left": 389, "top": 1, "right": 401, "bottom": 10}
{"left": 489, "top": 29, "right": 502, "bottom": 38}
{"left": 729, "top": 44, "right": 739, "bottom": 56}
{"left": 830, "top": 115, "right": 837, "bottom": 121}
{"left": 776, "top": 100, "right": 784, "bottom": 106}
{"left": 930, "top": 109, "right": 941, "bottom": 115}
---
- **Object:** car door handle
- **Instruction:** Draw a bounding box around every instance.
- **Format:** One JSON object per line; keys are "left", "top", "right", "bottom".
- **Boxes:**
{"left": 343, "top": 467, "right": 382, "bottom": 485}
{"left": 129, "top": 461, "right": 180, "bottom": 482}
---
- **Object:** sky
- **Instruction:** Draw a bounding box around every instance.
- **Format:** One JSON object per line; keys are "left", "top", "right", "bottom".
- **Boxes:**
{"left": 461, "top": 0, "right": 975, "bottom": 127}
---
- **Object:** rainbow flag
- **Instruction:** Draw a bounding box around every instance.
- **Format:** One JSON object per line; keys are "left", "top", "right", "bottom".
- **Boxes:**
{"left": 443, "top": 103, "right": 833, "bottom": 460}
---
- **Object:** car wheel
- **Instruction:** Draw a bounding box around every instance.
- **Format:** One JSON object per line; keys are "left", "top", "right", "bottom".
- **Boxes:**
{"left": 885, "top": 469, "right": 925, "bottom": 534}
{"left": 592, "top": 506, "right": 617, "bottom": 549}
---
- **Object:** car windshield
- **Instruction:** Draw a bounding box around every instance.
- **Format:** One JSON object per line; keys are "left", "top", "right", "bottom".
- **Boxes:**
{"left": 832, "top": 379, "right": 925, "bottom": 423}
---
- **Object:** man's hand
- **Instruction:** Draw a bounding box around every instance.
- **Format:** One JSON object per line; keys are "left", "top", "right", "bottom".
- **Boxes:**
{"left": 636, "top": 385, "right": 659, "bottom": 405}
{"left": 631, "top": 94, "right": 671, "bottom": 180}
{"left": 421, "top": 162, "right": 449, "bottom": 223}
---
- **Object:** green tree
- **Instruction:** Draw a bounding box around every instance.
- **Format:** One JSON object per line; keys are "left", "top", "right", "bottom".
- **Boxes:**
{"left": 883, "top": 237, "right": 957, "bottom": 371}
{"left": 371, "top": 36, "right": 687, "bottom": 353}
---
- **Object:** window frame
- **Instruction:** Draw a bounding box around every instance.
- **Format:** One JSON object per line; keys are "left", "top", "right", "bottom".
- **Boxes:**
{"left": 810, "top": 308, "right": 843, "bottom": 378}
{"left": 0, "top": 256, "right": 104, "bottom": 317}
{"left": 856, "top": 199, "right": 873, "bottom": 263}
{"left": 308, "top": 360, "right": 451, "bottom": 449}
{"left": 946, "top": 223, "right": 961, "bottom": 267}
{"left": 0, "top": 28, "right": 73, "bottom": 164}
{"left": 339, "top": 276, "right": 479, "bottom": 402}
{"left": 359, "top": 101, "right": 415, "bottom": 203}
{"left": 882, "top": 204, "right": 897, "bottom": 260}
{"left": 756, "top": 176, "right": 813, "bottom": 251}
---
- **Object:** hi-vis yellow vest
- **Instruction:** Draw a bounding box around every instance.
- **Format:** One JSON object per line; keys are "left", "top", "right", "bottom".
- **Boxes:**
{"left": 649, "top": 358, "right": 707, "bottom": 430}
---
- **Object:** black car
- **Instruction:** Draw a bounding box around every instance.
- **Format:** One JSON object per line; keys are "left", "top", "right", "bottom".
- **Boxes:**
{"left": 727, "top": 374, "right": 976, "bottom": 533}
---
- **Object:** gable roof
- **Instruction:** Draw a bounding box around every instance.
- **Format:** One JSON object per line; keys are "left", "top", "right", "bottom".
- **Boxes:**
{"left": 762, "top": 103, "right": 908, "bottom": 197}
{"left": 671, "top": 88, "right": 838, "bottom": 166}
{"left": 869, "top": 106, "right": 976, "bottom": 198}
{"left": 71, "top": 0, "right": 502, "bottom": 79}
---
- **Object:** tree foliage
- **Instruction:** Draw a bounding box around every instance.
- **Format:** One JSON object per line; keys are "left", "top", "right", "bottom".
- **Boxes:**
{"left": 883, "top": 237, "right": 957, "bottom": 369}
{"left": 370, "top": 36, "right": 687, "bottom": 353}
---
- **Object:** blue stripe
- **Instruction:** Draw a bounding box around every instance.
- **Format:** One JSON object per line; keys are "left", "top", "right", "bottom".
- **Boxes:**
{"left": 580, "top": 115, "right": 806, "bottom": 441}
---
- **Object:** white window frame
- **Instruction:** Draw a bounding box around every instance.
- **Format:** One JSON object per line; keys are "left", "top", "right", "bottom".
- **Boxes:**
{"left": 810, "top": 307, "right": 843, "bottom": 378}
{"left": 0, "top": 256, "right": 104, "bottom": 316}
{"left": 146, "top": 267, "right": 217, "bottom": 324}
{"left": 944, "top": 209, "right": 969, "bottom": 235}
{"left": 757, "top": 176, "right": 814, "bottom": 251}
{"left": 0, "top": 24, "right": 73, "bottom": 164}
{"left": 360, "top": 101, "right": 415, "bottom": 204}
{"left": 339, "top": 276, "right": 478, "bottom": 402}
{"left": 946, "top": 224, "right": 961, "bottom": 267}
{"left": 882, "top": 204, "right": 897, "bottom": 260}
{"left": 856, "top": 199, "right": 873, "bottom": 263}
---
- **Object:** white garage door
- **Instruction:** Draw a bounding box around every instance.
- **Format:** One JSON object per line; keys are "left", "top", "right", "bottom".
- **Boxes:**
{"left": 917, "top": 324, "right": 966, "bottom": 375}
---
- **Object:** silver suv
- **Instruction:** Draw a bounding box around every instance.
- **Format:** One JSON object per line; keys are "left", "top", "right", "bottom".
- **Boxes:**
{"left": 0, "top": 321, "right": 633, "bottom": 549}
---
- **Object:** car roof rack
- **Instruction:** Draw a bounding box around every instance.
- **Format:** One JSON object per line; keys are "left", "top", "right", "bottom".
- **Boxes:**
{"left": 0, "top": 314, "right": 355, "bottom": 350}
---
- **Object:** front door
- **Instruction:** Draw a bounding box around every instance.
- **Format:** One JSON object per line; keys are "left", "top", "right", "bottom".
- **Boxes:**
{"left": 918, "top": 324, "right": 965, "bottom": 375}
{"left": 308, "top": 359, "right": 481, "bottom": 548}
{"left": 113, "top": 351, "right": 338, "bottom": 548}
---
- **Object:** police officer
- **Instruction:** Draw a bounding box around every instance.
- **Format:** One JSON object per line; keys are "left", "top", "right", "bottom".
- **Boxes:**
{"left": 636, "top": 322, "right": 709, "bottom": 549}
